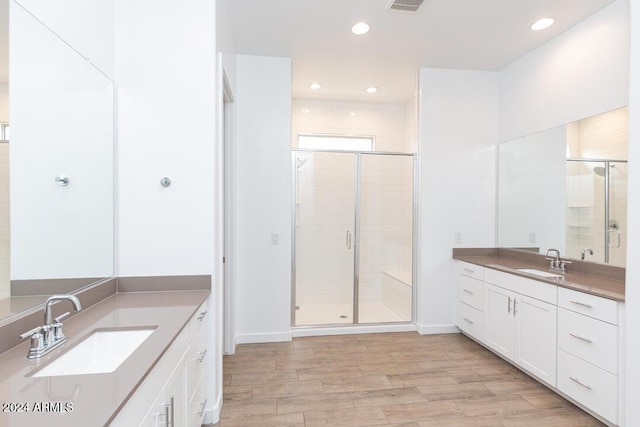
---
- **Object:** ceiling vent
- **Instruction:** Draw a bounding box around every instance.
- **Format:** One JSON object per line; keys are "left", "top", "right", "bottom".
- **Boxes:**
{"left": 386, "top": 0, "right": 427, "bottom": 13}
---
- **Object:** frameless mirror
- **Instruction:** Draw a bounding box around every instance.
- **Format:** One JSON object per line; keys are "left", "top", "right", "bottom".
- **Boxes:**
{"left": 498, "top": 107, "right": 628, "bottom": 267}
{"left": 0, "top": 0, "right": 114, "bottom": 321}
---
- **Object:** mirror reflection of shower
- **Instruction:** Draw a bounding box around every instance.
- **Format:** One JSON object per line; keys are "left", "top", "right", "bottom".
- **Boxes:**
{"left": 566, "top": 159, "right": 627, "bottom": 266}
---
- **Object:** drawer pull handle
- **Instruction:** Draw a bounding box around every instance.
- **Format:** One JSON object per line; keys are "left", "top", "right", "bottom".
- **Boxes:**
{"left": 569, "top": 300, "right": 593, "bottom": 309}
{"left": 197, "top": 310, "right": 208, "bottom": 321}
{"left": 197, "top": 349, "right": 208, "bottom": 363}
{"left": 507, "top": 297, "right": 511, "bottom": 313}
{"left": 513, "top": 299, "right": 517, "bottom": 316}
{"left": 463, "top": 289, "right": 474, "bottom": 295}
{"left": 463, "top": 317, "right": 474, "bottom": 324}
{"left": 569, "top": 376, "right": 592, "bottom": 390}
{"left": 197, "top": 399, "right": 208, "bottom": 417}
{"left": 569, "top": 333, "right": 593, "bottom": 344}
{"left": 463, "top": 268, "right": 475, "bottom": 274}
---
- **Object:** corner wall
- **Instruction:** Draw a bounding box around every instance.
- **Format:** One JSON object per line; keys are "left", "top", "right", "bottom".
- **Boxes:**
{"left": 233, "top": 55, "right": 292, "bottom": 344}
{"left": 417, "top": 68, "right": 499, "bottom": 333}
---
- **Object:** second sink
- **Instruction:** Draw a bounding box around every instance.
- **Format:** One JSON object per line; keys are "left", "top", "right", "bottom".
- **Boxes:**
{"left": 516, "top": 268, "right": 563, "bottom": 279}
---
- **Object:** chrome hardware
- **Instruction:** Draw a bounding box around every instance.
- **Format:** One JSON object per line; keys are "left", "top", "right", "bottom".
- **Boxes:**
{"left": 197, "top": 399, "right": 208, "bottom": 417}
{"left": 160, "top": 177, "right": 172, "bottom": 187}
{"left": 513, "top": 299, "right": 517, "bottom": 315}
{"left": 19, "top": 295, "right": 82, "bottom": 359}
{"left": 197, "top": 310, "right": 208, "bottom": 321}
{"left": 55, "top": 176, "right": 69, "bottom": 186}
{"left": 569, "top": 300, "right": 593, "bottom": 309}
{"left": 569, "top": 333, "right": 593, "bottom": 344}
{"left": 507, "top": 297, "right": 511, "bottom": 313}
{"left": 463, "top": 289, "right": 473, "bottom": 295}
{"left": 545, "top": 248, "right": 570, "bottom": 273}
{"left": 463, "top": 318, "right": 474, "bottom": 324}
{"left": 569, "top": 376, "right": 592, "bottom": 390}
{"left": 581, "top": 248, "right": 594, "bottom": 260}
{"left": 346, "top": 230, "right": 352, "bottom": 249}
{"left": 463, "top": 268, "right": 474, "bottom": 274}
{"left": 197, "top": 349, "right": 208, "bottom": 363}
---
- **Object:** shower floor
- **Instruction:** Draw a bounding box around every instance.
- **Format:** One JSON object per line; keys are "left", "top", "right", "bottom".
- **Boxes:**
{"left": 295, "top": 302, "right": 408, "bottom": 326}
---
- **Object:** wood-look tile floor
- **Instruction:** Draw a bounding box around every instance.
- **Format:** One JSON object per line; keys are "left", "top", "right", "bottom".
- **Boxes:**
{"left": 214, "top": 332, "right": 605, "bottom": 426}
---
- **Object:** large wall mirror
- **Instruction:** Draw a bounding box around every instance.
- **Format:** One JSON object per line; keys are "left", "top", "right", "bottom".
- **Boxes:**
{"left": 0, "top": 0, "right": 114, "bottom": 322}
{"left": 498, "top": 107, "right": 628, "bottom": 267}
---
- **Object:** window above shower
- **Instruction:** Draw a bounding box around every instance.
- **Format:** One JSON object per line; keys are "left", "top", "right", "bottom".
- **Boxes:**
{"left": 297, "top": 134, "right": 374, "bottom": 152}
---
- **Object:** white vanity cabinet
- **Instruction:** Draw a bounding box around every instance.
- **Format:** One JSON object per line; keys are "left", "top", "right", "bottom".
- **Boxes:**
{"left": 111, "top": 298, "right": 210, "bottom": 427}
{"left": 455, "top": 260, "right": 624, "bottom": 426}
{"left": 483, "top": 271, "right": 557, "bottom": 387}
{"left": 557, "top": 288, "right": 620, "bottom": 425}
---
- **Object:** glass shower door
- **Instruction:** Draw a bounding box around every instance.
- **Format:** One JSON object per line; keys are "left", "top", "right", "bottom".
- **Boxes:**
{"left": 608, "top": 161, "right": 627, "bottom": 266}
{"left": 294, "top": 151, "right": 356, "bottom": 325}
{"left": 358, "top": 154, "right": 413, "bottom": 323}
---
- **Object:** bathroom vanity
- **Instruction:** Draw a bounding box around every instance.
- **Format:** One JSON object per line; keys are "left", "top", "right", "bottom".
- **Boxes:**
{"left": 454, "top": 248, "right": 624, "bottom": 426}
{"left": 0, "top": 290, "right": 210, "bottom": 426}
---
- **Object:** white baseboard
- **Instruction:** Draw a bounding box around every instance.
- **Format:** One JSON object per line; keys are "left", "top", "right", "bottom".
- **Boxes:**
{"left": 292, "top": 323, "right": 416, "bottom": 337}
{"left": 235, "top": 331, "right": 292, "bottom": 344}
{"left": 203, "top": 392, "right": 223, "bottom": 425}
{"left": 416, "top": 323, "right": 460, "bottom": 335}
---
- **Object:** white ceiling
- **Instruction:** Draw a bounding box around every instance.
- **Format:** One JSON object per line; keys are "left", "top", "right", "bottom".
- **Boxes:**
{"left": 222, "top": 0, "right": 617, "bottom": 103}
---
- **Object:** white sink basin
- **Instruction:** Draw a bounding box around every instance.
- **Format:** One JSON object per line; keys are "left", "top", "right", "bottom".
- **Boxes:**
{"left": 33, "top": 327, "right": 155, "bottom": 377}
{"left": 516, "top": 268, "right": 563, "bottom": 278}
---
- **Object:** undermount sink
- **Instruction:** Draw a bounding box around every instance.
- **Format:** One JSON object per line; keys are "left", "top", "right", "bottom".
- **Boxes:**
{"left": 32, "top": 327, "right": 156, "bottom": 377}
{"left": 516, "top": 268, "right": 563, "bottom": 279}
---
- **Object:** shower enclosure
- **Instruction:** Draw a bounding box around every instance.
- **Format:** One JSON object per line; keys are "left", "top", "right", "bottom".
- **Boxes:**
{"left": 566, "top": 159, "right": 628, "bottom": 266}
{"left": 292, "top": 149, "right": 415, "bottom": 326}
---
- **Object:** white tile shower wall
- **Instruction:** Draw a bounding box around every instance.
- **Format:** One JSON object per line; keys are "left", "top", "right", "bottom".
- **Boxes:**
{"left": 0, "top": 143, "right": 8, "bottom": 298}
{"left": 292, "top": 99, "right": 409, "bottom": 152}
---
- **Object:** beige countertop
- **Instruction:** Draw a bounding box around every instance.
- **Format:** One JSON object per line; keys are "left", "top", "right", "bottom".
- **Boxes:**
{"left": 0, "top": 290, "right": 210, "bottom": 426}
{"left": 454, "top": 254, "right": 624, "bottom": 301}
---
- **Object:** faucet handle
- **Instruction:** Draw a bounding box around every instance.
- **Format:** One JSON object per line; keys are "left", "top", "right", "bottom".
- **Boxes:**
{"left": 54, "top": 312, "right": 71, "bottom": 323}
{"left": 19, "top": 325, "right": 43, "bottom": 340}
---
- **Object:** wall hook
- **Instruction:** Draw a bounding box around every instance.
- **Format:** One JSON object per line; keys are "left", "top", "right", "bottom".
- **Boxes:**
{"left": 55, "top": 176, "right": 69, "bottom": 186}
{"left": 160, "top": 177, "right": 172, "bottom": 187}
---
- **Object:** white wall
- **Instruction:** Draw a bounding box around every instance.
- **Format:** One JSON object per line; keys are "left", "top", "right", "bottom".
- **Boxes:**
{"left": 624, "top": 0, "right": 639, "bottom": 424}
{"left": 14, "top": 0, "right": 114, "bottom": 79}
{"left": 115, "top": 0, "right": 217, "bottom": 278}
{"left": 418, "top": 68, "right": 499, "bottom": 333}
{"left": 499, "top": 0, "right": 629, "bottom": 142}
{"left": 233, "top": 55, "right": 292, "bottom": 343}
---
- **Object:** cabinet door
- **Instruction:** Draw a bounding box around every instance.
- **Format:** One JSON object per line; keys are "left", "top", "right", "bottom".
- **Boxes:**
{"left": 513, "top": 293, "right": 557, "bottom": 386}
{"left": 160, "top": 359, "right": 187, "bottom": 427}
{"left": 483, "top": 284, "right": 514, "bottom": 359}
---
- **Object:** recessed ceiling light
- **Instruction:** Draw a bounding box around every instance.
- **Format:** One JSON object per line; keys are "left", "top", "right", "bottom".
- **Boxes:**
{"left": 530, "top": 18, "right": 554, "bottom": 31}
{"left": 349, "top": 112, "right": 357, "bottom": 116}
{"left": 366, "top": 86, "right": 378, "bottom": 93}
{"left": 352, "top": 22, "right": 370, "bottom": 35}
{"left": 302, "top": 109, "right": 311, "bottom": 114}
{"left": 309, "top": 82, "right": 322, "bottom": 90}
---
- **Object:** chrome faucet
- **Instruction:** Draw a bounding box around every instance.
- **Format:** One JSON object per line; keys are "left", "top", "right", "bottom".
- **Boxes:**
{"left": 19, "top": 295, "right": 82, "bottom": 359}
{"left": 581, "top": 248, "right": 594, "bottom": 260}
{"left": 545, "top": 248, "right": 570, "bottom": 273}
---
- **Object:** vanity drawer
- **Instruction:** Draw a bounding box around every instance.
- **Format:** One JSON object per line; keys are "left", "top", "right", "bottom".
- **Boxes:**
{"left": 189, "top": 299, "right": 209, "bottom": 340}
{"left": 557, "top": 350, "right": 618, "bottom": 424}
{"left": 558, "top": 308, "right": 618, "bottom": 374}
{"left": 457, "top": 274, "right": 483, "bottom": 310}
{"left": 188, "top": 366, "right": 209, "bottom": 427}
{"left": 459, "top": 261, "right": 483, "bottom": 281}
{"left": 189, "top": 318, "right": 208, "bottom": 398}
{"left": 558, "top": 288, "right": 618, "bottom": 325}
{"left": 457, "top": 301, "right": 483, "bottom": 341}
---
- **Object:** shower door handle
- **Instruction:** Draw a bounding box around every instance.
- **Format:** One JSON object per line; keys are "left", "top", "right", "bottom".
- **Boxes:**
{"left": 346, "top": 230, "right": 352, "bottom": 249}
{"left": 608, "top": 230, "right": 621, "bottom": 248}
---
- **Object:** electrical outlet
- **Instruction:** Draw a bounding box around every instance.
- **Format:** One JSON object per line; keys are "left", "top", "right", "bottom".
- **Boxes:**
{"left": 271, "top": 232, "right": 280, "bottom": 245}
{"left": 530, "top": 232, "right": 537, "bottom": 243}
{"left": 454, "top": 231, "right": 463, "bottom": 244}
